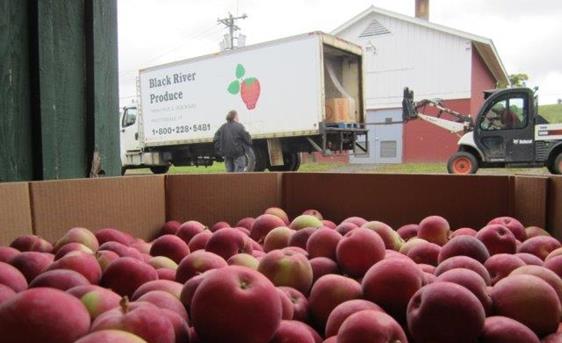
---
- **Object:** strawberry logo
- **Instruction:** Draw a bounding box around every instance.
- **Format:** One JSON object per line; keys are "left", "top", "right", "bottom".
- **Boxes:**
{"left": 227, "top": 64, "right": 261, "bottom": 110}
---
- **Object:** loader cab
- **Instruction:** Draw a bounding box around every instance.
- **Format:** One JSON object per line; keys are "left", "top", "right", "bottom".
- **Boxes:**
{"left": 473, "top": 88, "right": 536, "bottom": 163}
{"left": 120, "top": 106, "right": 139, "bottom": 164}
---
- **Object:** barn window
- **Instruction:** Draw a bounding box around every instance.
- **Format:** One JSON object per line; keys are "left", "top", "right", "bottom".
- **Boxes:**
{"left": 359, "top": 19, "right": 391, "bottom": 37}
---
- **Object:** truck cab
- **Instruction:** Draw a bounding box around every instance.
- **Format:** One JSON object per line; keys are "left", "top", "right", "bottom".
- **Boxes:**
{"left": 453, "top": 88, "right": 562, "bottom": 174}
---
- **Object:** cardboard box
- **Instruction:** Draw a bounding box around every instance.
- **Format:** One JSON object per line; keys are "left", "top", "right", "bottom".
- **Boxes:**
{"left": 0, "top": 173, "right": 560, "bottom": 245}
{"left": 325, "top": 98, "right": 354, "bottom": 123}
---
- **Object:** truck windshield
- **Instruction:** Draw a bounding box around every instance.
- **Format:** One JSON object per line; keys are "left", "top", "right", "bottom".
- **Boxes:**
{"left": 122, "top": 108, "right": 137, "bottom": 127}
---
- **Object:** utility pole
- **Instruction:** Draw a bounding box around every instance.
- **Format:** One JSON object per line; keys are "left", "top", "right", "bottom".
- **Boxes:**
{"left": 217, "top": 12, "right": 247, "bottom": 50}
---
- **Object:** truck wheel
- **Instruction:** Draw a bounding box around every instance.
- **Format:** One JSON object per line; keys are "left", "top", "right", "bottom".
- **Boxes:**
{"left": 447, "top": 152, "right": 478, "bottom": 175}
{"left": 269, "top": 152, "right": 301, "bottom": 171}
{"left": 548, "top": 153, "right": 562, "bottom": 175}
{"left": 150, "top": 166, "right": 170, "bottom": 174}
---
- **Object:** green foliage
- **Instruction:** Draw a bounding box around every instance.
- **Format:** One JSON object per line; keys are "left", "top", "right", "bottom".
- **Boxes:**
{"left": 227, "top": 80, "right": 240, "bottom": 95}
{"left": 509, "top": 73, "right": 529, "bottom": 87}
{"left": 235, "top": 64, "right": 245, "bottom": 79}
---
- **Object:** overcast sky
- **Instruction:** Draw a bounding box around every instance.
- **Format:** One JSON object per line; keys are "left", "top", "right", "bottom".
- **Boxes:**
{"left": 118, "top": 0, "right": 562, "bottom": 106}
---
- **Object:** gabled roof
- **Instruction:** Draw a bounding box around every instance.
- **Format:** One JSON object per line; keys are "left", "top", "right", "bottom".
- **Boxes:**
{"left": 332, "top": 5, "right": 509, "bottom": 86}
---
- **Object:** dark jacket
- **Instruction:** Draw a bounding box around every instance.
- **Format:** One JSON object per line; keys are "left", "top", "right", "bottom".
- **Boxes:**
{"left": 213, "top": 121, "right": 252, "bottom": 158}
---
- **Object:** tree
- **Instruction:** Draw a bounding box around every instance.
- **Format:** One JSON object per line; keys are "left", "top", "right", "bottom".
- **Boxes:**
{"left": 509, "top": 73, "right": 529, "bottom": 87}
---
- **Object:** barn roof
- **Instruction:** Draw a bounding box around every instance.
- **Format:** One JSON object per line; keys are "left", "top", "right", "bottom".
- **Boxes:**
{"left": 332, "top": 5, "right": 509, "bottom": 86}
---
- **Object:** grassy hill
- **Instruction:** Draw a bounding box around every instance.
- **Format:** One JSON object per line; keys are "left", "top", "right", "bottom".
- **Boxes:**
{"left": 539, "top": 103, "right": 562, "bottom": 123}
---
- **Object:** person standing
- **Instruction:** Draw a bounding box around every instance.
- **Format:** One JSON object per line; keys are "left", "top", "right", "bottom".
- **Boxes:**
{"left": 213, "top": 110, "right": 252, "bottom": 172}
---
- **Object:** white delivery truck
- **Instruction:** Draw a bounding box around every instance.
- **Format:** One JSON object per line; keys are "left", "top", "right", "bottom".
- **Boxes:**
{"left": 120, "top": 32, "right": 368, "bottom": 173}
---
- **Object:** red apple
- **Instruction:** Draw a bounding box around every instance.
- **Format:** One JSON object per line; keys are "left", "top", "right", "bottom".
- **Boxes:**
{"left": 54, "top": 242, "right": 94, "bottom": 259}
{"left": 361, "top": 221, "right": 403, "bottom": 251}
{"left": 450, "top": 227, "right": 478, "bottom": 238}
{"left": 9, "top": 251, "right": 53, "bottom": 282}
{"left": 290, "top": 215, "right": 324, "bottom": 231}
{"left": 159, "top": 220, "right": 181, "bottom": 236}
{"left": 518, "top": 236, "right": 561, "bottom": 260}
{"left": 278, "top": 286, "right": 309, "bottom": 322}
{"left": 435, "top": 268, "right": 493, "bottom": 314}
{"left": 337, "top": 310, "right": 408, "bottom": 343}
{"left": 396, "top": 224, "right": 419, "bottom": 241}
{"left": 175, "top": 250, "right": 227, "bottom": 284}
{"left": 132, "top": 279, "right": 183, "bottom": 300}
{"left": 179, "top": 272, "right": 208, "bottom": 315}
{"left": 236, "top": 217, "right": 256, "bottom": 230}
{"left": 335, "top": 222, "right": 358, "bottom": 236}
{"left": 407, "top": 281, "right": 485, "bottom": 343}
{"left": 342, "top": 216, "right": 368, "bottom": 227}
{"left": 270, "top": 320, "right": 321, "bottom": 343}
{"left": 80, "top": 287, "right": 122, "bottom": 320}
{"left": 545, "top": 255, "right": 562, "bottom": 278}
{"left": 30, "top": 269, "right": 90, "bottom": 290}
{"left": 302, "top": 209, "right": 323, "bottom": 220}
{"left": 406, "top": 240, "right": 441, "bottom": 266}
{"left": 10, "top": 234, "right": 53, "bottom": 253}
{"left": 484, "top": 253, "right": 526, "bottom": 285}
{"left": 491, "top": 274, "right": 561, "bottom": 337}
{"left": 515, "top": 252, "right": 544, "bottom": 266}
{"left": 310, "top": 257, "right": 340, "bottom": 283}
{"left": 150, "top": 234, "right": 190, "bottom": 263}
{"left": 95, "top": 228, "right": 134, "bottom": 245}
{"left": 47, "top": 250, "right": 102, "bottom": 284}
{"left": 251, "top": 214, "right": 287, "bottom": 243}
{"left": 308, "top": 274, "right": 362, "bottom": 329}
{"left": 325, "top": 299, "right": 383, "bottom": 337}
{"left": 476, "top": 224, "right": 517, "bottom": 255}
{"left": 288, "top": 227, "right": 318, "bottom": 250}
{"left": 258, "top": 248, "right": 313, "bottom": 294}
{"left": 438, "top": 235, "right": 489, "bottom": 264}
{"left": 276, "top": 288, "right": 295, "bottom": 320}
{"left": 322, "top": 220, "right": 337, "bottom": 229}
{"left": 188, "top": 230, "right": 212, "bottom": 251}
{"left": 100, "top": 257, "right": 158, "bottom": 297}
{"left": 176, "top": 220, "right": 207, "bottom": 244}
{"left": 0, "top": 284, "right": 16, "bottom": 305}
{"left": 0, "top": 246, "right": 19, "bottom": 263}
{"left": 210, "top": 221, "right": 230, "bottom": 232}
{"left": 97, "top": 250, "right": 120, "bottom": 271}
{"left": 54, "top": 227, "right": 99, "bottom": 252}
{"left": 137, "top": 290, "right": 188, "bottom": 320}
{"left": 434, "top": 255, "right": 491, "bottom": 285}
{"left": 191, "top": 266, "right": 282, "bottom": 343}
{"left": 98, "top": 241, "right": 144, "bottom": 260}
{"left": 149, "top": 256, "right": 178, "bottom": 270}
{"left": 264, "top": 226, "right": 295, "bottom": 252}
{"left": 0, "top": 288, "right": 90, "bottom": 343}
{"left": 362, "top": 257, "right": 423, "bottom": 322}
{"left": 227, "top": 253, "right": 259, "bottom": 270}
{"left": 74, "top": 330, "right": 148, "bottom": 343}
{"left": 510, "top": 265, "right": 562, "bottom": 305}
{"left": 480, "top": 316, "right": 540, "bottom": 343}
{"left": 525, "top": 226, "right": 551, "bottom": 238}
{"left": 417, "top": 215, "right": 450, "bottom": 246}
{"left": 488, "top": 216, "right": 526, "bottom": 241}
{"left": 306, "top": 228, "right": 342, "bottom": 260}
{"left": 91, "top": 299, "right": 175, "bottom": 343}
{"left": 265, "top": 207, "right": 290, "bottom": 225}
{"left": 205, "top": 228, "right": 250, "bottom": 260}
{"left": 336, "top": 228, "right": 385, "bottom": 277}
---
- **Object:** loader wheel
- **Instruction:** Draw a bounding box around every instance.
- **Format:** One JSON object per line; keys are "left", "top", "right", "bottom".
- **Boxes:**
{"left": 447, "top": 152, "right": 478, "bottom": 175}
{"left": 548, "top": 153, "right": 562, "bottom": 175}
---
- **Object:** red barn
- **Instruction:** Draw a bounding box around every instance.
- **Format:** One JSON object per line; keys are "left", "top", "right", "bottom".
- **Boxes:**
{"left": 333, "top": 3, "right": 509, "bottom": 163}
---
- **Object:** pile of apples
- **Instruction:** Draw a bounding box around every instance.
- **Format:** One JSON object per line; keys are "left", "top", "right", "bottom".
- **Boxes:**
{"left": 1, "top": 208, "right": 562, "bottom": 343}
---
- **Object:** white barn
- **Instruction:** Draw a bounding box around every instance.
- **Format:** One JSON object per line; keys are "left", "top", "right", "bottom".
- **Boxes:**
{"left": 333, "top": 4, "right": 509, "bottom": 163}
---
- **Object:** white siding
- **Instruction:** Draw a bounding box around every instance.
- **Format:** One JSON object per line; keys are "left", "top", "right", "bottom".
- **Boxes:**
{"left": 338, "top": 13, "right": 472, "bottom": 109}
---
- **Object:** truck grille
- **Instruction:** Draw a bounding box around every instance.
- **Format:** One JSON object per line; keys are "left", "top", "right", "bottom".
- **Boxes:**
{"left": 535, "top": 141, "right": 550, "bottom": 162}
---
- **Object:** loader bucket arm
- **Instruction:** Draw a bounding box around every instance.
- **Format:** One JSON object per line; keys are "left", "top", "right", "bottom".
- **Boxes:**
{"left": 402, "top": 87, "right": 417, "bottom": 122}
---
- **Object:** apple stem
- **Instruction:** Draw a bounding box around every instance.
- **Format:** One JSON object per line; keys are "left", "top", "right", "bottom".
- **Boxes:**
{"left": 120, "top": 296, "right": 129, "bottom": 314}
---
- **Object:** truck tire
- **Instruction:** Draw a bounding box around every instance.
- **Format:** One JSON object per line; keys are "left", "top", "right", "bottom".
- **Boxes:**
{"left": 447, "top": 152, "right": 478, "bottom": 175}
{"left": 548, "top": 152, "right": 562, "bottom": 175}
{"left": 150, "top": 166, "right": 170, "bottom": 174}
{"left": 268, "top": 152, "right": 301, "bottom": 171}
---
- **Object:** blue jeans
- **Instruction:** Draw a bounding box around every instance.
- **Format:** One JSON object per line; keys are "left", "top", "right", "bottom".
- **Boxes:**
{"left": 225, "top": 155, "right": 246, "bottom": 172}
